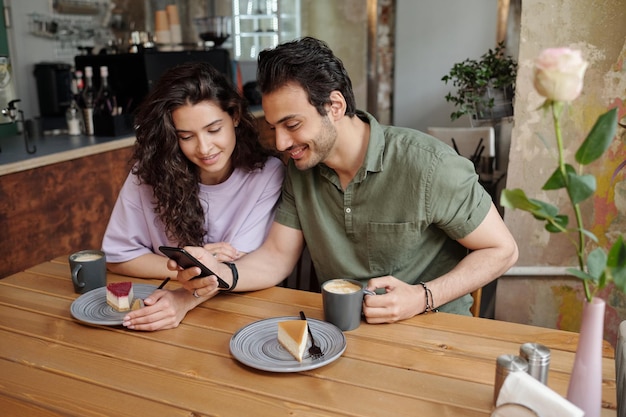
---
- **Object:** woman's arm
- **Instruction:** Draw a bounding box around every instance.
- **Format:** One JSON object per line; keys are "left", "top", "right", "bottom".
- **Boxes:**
{"left": 107, "top": 252, "right": 172, "bottom": 279}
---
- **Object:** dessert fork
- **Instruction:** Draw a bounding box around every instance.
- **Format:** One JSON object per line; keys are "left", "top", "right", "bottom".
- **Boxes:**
{"left": 299, "top": 311, "right": 324, "bottom": 359}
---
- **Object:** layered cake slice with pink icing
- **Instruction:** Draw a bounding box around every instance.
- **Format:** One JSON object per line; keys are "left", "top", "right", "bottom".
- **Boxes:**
{"left": 106, "top": 282, "right": 134, "bottom": 312}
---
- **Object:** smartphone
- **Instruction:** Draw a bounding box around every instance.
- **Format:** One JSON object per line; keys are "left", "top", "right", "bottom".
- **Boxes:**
{"left": 159, "top": 246, "right": 230, "bottom": 289}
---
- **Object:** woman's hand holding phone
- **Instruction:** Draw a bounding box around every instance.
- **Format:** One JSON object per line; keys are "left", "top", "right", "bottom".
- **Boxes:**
{"left": 159, "top": 246, "right": 230, "bottom": 293}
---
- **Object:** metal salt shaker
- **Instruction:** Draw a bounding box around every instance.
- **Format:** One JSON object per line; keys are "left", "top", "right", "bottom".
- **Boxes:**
{"left": 493, "top": 354, "right": 529, "bottom": 405}
{"left": 519, "top": 342, "right": 551, "bottom": 384}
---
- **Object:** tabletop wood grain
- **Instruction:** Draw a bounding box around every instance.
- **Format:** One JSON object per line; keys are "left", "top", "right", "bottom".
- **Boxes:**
{"left": 0, "top": 256, "right": 617, "bottom": 416}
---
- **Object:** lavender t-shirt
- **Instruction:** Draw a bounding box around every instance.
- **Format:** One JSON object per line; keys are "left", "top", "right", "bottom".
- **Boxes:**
{"left": 102, "top": 157, "right": 284, "bottom": 263}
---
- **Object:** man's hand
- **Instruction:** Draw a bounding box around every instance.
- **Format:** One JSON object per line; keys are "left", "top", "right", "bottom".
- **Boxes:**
{"left": 202, "top": 242, "right": 244, "bottom": 262}
{"left": 362, "top": 276, "right": 424, "bottom": 323}
{"left": 168, "top": 246, "right": 226, "bottom": 298}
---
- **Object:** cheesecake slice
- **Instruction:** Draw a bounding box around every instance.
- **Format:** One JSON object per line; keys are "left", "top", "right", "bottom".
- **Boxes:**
{"left": 106, "top": 282, "right": 134, "bottom": 312}
{"left": 131, "top": 298, "right": 144, "bottom": 310}
{"left": 278, "top": 320, "right": 308, "bottom": 362}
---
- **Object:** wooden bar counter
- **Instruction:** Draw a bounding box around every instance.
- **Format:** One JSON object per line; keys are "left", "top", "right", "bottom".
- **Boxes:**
{"left": 0, "top": 133, "right": 136, "bottom": 278}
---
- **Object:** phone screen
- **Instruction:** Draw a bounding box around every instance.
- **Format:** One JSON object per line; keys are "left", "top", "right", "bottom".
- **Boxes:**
{"left": 159, "top": 246, "right": 230, "bottom": 289}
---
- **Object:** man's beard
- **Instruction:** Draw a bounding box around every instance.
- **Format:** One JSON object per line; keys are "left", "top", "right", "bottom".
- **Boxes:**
{"left": 294, "top": 116, "right": 337, "bottom": 171}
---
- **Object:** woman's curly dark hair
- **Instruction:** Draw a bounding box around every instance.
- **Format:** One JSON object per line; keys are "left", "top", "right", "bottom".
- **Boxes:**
{"left": 131, "top": 61, "right": 273, "bottom": 246}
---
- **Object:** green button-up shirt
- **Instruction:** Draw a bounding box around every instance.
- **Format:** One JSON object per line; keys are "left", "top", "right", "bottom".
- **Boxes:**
{"left": 274, "top": 112, "right": 491, "bottom": 314}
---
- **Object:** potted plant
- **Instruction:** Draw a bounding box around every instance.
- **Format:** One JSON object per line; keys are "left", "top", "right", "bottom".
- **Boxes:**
{"left": 501, "top": 47, "right": 625, "bottom": 417}
{"left": 442, "top": 42, "right": 518, "bottom": 121}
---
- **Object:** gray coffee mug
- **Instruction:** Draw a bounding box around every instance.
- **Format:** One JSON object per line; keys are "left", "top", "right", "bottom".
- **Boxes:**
{"left": 322, "top": 279, "right": 366, "bottom": 331}
{"left": 69, "top": 250, "right": 107, "bottom": 294}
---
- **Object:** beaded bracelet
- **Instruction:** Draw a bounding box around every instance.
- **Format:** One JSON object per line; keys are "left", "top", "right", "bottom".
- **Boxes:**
{"left": 222, "top": 262, "right": 239, "bottom": 292}
{"left": 418, "top": 281, "right": 439, "bottom": 314}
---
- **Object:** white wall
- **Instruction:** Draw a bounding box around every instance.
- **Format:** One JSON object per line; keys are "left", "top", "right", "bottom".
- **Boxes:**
{"left": 5, "top": 0, "right": 105, "bottom": 120}
{"left": 393, "top": 0, "right": 498, "bottom": 131}
{"left": 6, "top": 0, "right": 57, "bottom": 119}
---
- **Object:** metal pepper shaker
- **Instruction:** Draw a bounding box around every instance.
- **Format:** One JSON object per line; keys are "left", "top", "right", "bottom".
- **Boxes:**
{"left": 519, "top": 342, "right": 551, "bottom": 384}
{"left": 493, "top": 354, "right": 529, "bottom": 405}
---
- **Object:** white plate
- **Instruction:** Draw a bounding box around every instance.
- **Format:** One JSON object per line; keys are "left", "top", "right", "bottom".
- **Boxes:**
{"left": 230, "top": 316, "right": 346, "bottom": 372}
{"left": 70, "top": 284, "right": 156, "bottom": 325}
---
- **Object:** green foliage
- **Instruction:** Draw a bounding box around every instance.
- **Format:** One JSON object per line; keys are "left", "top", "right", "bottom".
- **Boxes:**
{"left": 442, "top": 42, "right": 518, "bottom": 121}
{"left": 575, "top": 109, "right": 619, "bottom": 164}
{"left": 501, "top": 107, "right": 624, "bottom": 300}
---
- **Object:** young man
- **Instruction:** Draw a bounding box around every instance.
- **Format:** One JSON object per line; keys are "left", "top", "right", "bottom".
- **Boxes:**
{"left": 169, "top": 37, "right": 518, "bottom": 323}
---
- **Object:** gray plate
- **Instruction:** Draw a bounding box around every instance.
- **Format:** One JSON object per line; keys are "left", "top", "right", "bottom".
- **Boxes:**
{"left": 230, "top": 316, "right": 346, "bottom": 372}
{"left": 70, "top": 284, "right": 156, "bottom": 325}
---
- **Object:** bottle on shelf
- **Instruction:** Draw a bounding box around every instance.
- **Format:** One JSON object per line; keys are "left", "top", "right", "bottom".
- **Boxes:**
{"left": 75, "top": 69, "right": 84, "bottom": 98}
{"left": 81, "top": 66, "right": 96, "bottom": 135}
{"left": 66, "top": 68, "right": 83, "bottom": 136}
{"left": 66, "top": 101, "right": 82, "bottom": 136}
{"left": 95, "top": 66, "right": 119, "bottom": 117}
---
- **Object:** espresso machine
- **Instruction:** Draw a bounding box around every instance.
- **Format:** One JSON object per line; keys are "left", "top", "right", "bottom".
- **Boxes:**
{"left": 33, "top": 62, "right": 73, "bottom": 131}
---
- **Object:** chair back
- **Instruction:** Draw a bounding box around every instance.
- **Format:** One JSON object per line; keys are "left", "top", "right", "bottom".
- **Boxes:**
{"left": 470, "top": 288, "right": 482, "bottom": 317}
{"left": 427, "top": 126, "right": 496, "bottom": 172}
{"left": 280, "top": 246, "right": 320, "bottom": 293}
{"left": 618, "top": 320, "right": 626, "bottom": 417}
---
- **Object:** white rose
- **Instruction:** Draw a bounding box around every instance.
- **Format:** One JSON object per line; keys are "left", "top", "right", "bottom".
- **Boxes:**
{"left": 533, "top": 48, "right": 588, "bottom": 102}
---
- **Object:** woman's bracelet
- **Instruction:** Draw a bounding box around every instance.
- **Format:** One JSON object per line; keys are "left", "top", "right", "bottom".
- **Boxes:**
{"left": 418, "top": 281, "right": 438, "bottom": 314}
{"left": 222, "top": 262, "right": 238, "bottom": 292}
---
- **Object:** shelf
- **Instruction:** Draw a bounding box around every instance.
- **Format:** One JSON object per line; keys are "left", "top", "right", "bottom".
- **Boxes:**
{"left": 28, "top": 13, "right": 97, "bottom": 42}
{"left": 239, "top": 32, "right": 278, "bottom": 36}
{"left": 238, "top": 14, "right": 276, "bottom": 19}
{"left": 232, "top": 0, "right": 300, "bottom": 61}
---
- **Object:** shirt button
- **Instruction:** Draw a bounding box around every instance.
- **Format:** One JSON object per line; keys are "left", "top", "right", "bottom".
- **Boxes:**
{"left": 345, "top": 208, "right": 352, "bottom": 214}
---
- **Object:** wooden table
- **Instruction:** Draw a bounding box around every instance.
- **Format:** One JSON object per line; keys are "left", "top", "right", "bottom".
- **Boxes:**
{"left": 0, "top": 257, "right": 617, "bottom": 416}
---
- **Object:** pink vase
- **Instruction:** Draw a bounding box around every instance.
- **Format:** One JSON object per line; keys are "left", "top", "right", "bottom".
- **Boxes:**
{"left": 566, "top": 297, "right": 605, "bottom": 417}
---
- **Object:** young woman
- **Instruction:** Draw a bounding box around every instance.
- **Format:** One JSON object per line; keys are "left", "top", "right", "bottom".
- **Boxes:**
{"left": 102, "top": 61, "right": 284, "bottom": 331}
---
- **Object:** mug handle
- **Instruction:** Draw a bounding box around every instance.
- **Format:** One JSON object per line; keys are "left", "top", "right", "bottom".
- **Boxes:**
{"left": 71, "top": 264, "right": 85, "bottom": 289}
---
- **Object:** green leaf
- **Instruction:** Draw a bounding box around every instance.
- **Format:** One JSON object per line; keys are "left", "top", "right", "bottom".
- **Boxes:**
{"left": 543, "top": 167, "right": 566, "bottom": 190}
{"left": 543, "top": 164, "right": 575, "bottom": 190}
{"left": 500, "top": 189, "right": 541, "bottom": 211}
{"left": 598, "top": 271, "right": 608, "bottom": 289}
{"left": 575, "top": 108, "right": 618, "bottom": 165}
{"left": 542, "top": 166, "right": 596, "bottom": 204}
{"left": 544, "top": 214, "right": 568, "bottom": 233}
{"left": 567, "top": 267, "right": 594, "bottom": 281}
{"left": 586, "top": 248, "right": 607, "bottom": 281}
{"left": 607, "top": 236, "right": 626, "bottom": 268}
{"left": 528, "top": 200, "right": 568, "bottom": 233}
{"left": 566, "top": 172, "right": 596, "bottom": 204}
{"left": 613, "top": 268, "right": 626, "bottom": 293}
{"left": 537, "top": 100, "right": 552, "bottom": 112}
{"left": 607, "top": 237, "right": 626, "bottom": 293}
{"left": 580, "top": 227, "right": 600, "bottom": 244}
{"left": 529, "top": 199, "right": 559, "bottom": 220}
{"left": 500, "top": 189, "right": 571, "bottom": 232}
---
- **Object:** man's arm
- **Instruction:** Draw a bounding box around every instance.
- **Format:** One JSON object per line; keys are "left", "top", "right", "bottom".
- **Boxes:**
{"left": 175, "top": 222, "right": 305, "bottom": 295}
{"left": 364, "top": 203, "right": 518, "bottom": 322}
{"left": 429, "top": 203, "right": 519, "bottom": 306}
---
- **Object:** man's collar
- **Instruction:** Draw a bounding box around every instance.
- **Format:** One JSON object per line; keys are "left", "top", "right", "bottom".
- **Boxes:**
{"left": 357, "top": 111, "right": 385, "bottom": 175}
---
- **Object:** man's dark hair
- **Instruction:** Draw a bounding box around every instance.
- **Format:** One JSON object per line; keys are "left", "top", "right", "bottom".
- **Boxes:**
{"left": 257, "top": 37, "right": 357, "bottom": 117}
